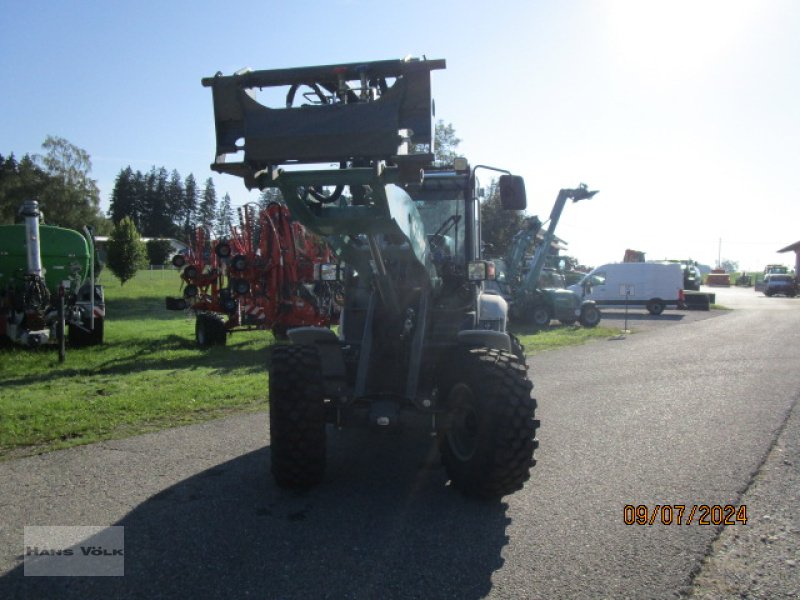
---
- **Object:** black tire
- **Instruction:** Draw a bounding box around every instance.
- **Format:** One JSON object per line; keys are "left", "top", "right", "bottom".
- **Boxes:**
{"left": 531, "top": 305, "right": 551, "bottom": 328}
{"left": 232, "top": 279, "right": 250, "bottom": 296}
{"left": 272, "top": 325, "right": 289, "bottom": 342}
{"left": 195, "top": 312, "right": 226, "bottom": 348}
{"left": 439, "top": 347, "right": 539, "bottom": 498}
{"left": 509, "top": 333, "right": 526, "bottom": 365}
{"left": 579, "top": 304, "right": 601, "bottom": 327}
{"left": 89, "top": 317, "right": 104, "bottom": 345}
{"left": 646, "top": 300, "right": 665, "bottom": 315}
{"left": 68, "top": 316, "right": 104, "bottom": 347}
{"left": 172, "top": 254, "right": 186, "bottom": 268}
{"left": 57, "top": 296, "right": 65, "bottom": 362}
{"left": 269, "top": 345, "right": 326, "bottom": 489}
{"left": 215, "top": 242, "right": 232, "bottom": 258}
{"left": 231, "top": 255, "right": 248, "bottom": 272}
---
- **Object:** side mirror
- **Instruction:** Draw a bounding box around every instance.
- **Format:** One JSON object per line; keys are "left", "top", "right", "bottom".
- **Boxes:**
{"left": 468, "top": 260, "right": 496, "bottom": 282}
{"left": 313, "top": 263, "right": 344, "bottom": 281}
{"left": 498, "top": 175, "right": 527, "bottom": 211}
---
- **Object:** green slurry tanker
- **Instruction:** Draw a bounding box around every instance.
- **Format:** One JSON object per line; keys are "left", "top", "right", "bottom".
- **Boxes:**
{"left": 0, "top": 200, "right": 104, "bottom": 357}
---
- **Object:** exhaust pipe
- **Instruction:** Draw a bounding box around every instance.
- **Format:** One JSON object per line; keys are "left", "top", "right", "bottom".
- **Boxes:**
{"left": 19, "top": 199, "right": 43, "bottom": 277}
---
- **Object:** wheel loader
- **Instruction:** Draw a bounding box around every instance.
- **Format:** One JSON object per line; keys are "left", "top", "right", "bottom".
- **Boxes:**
{"left": 202, "top": 57, "right": 538, "bottom": 497}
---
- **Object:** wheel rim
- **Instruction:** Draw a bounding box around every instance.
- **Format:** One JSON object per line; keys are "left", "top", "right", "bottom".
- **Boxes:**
{"left": 446, "top": 383, "right": 479, "bottom": 461}
{"left": 534, "top": 308, "right": 549, "bottom": 326}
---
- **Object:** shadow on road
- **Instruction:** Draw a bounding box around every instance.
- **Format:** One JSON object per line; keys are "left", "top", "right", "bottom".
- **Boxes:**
{"left": 599, "top": 310, "right": 685, "bottom": 322}
{"left": 1, "top": 429, "right": 512, "bottom": 599}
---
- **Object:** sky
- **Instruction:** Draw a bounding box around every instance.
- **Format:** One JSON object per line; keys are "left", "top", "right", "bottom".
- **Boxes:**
{"left": 1, "top": 0, "right": 798, "bottom": 272}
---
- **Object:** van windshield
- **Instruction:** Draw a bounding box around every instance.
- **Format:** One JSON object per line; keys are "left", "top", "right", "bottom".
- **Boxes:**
{"left": 587, "top": 272, "right": 606, "bottom": 286}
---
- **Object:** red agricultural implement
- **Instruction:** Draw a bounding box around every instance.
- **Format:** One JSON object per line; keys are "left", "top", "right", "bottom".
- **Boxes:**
{"left": 166, "top": 202, "right": 341, "bottom": 347}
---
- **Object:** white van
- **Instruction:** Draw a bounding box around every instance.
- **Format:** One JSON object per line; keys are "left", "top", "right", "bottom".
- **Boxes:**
{"left": 568, "top": 262, "right": 683, "bottom": 315}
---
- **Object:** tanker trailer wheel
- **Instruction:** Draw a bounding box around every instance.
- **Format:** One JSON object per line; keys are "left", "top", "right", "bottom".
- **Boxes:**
{"left": 269, "top": 345, "right": 326, "bottom": 489}
{"left": 579, "top": 304, "right": 601, "bottom": 327}
{"left": 271, "top": 325, "right": 289, "bottom": 342}
{"left": 438, "top": 347, "right": 539, "bottom": 498}
{"left": 68, "top": 316, "right": 104, "bottom": 347}
{"left": 195, "top": 312, "right": 226, "bottom": 348}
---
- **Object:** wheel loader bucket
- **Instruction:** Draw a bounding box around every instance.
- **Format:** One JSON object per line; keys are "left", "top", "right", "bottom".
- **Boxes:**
{"left": 202, "top": 58, "right": 445, "bottom": 185}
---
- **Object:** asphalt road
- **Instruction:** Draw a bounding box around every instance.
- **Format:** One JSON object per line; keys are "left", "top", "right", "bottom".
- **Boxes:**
{"left": 1, "top": 286, "right": 798, "bottom": 599}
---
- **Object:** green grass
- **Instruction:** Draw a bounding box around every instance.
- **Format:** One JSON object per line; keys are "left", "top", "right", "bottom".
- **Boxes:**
{"left": 511, "top": 323, "right": 619, "bottom": 354}
{"left": 0, "top": 269, "right": 272, "bottom": 457}
{"left": 0, "top": 269, "right": 617, "bottom": 457}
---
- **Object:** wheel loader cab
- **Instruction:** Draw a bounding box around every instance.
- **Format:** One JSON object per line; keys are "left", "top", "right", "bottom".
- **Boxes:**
{"left": 405, "top": 170, "right": 473, "bottom": 290}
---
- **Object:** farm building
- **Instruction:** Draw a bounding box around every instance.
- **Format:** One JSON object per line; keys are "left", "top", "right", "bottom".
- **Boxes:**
{"left": 777, "top": 240, "right": 800, "bottom": 276}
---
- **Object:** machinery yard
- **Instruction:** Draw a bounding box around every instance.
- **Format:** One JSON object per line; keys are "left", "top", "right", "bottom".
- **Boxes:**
{"left": 1, "top": 285, "right": 797, "bottom": 599}
{"left": 2, "top": 1, "right": 800, "bottom": 595}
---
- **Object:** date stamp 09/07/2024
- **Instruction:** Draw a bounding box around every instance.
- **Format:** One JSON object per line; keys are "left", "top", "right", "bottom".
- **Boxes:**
{"left": 623, "top": 504, "right": 748, "bottom": 526}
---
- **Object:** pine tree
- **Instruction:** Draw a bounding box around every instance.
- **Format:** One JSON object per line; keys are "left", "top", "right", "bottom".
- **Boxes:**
{"left": 166, "top": 169, "right": 184, "bottom": 237}
{"left": 215, "top": 192, "right": 234, "bottom": 238}
{"left": 109, "top": 166, "right": 136, "bottom": 225}
{"left": 198, "top": 177, "right": 217, "bottom": 235}
{"left": 0, "top": 153, "right": 49, "bottom": 224}
{"left": 131, "top": 170, "right": 147, "bottom": 232}
{"left": 258, "top": 187, "right": 284, "bottom": 210}
{"left": 182, "top": 173, "right": 198, "bottom": 240}
{"left": 106, "top": 217, "right": 146, "bottom": 285}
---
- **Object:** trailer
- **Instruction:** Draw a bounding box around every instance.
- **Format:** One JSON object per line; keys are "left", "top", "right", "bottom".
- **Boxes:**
{"left": 0, "top": 200, "right": 104, "bottom": 359}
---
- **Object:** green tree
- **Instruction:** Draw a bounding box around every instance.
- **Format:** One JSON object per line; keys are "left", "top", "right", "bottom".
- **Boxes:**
{"left": 35, "top": 136, "right": 105, "bottom": 230}
{"left": 198, "top": 177, "right": 217, "bottom": 234}
{"left": 215, "top": 192, "right": 234, "bottom": 238}
{"left": 0, "top": 153, "right": 49, "bottom": 224}
{"left": 258, "top": 187, "right": 284, "bottom": 210}
{"left": 434, "top": 120, "right": 462, "bottom": 166}
{"left": 480, "top": 180, "right": 525, "bottom": 258}
{"left": 146, "top": 239, "right": 174, "bottom": 266}
{"left": 109, "top": 166, "right": 136, "bottom": 225}
{"left": 141, "top": 166, "right": 173, "bottom": 237}
{"left": 165, "top": 169, "right": 184, "bottom": 236}
{"left": 106, "top": 217, "right": 146, "bottom": 285}
{"left": 182, "top": 173, "right": 198, "bottom": 239}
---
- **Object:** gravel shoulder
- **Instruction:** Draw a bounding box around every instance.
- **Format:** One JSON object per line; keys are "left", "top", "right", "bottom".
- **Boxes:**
{"left": 688, "top": 391, "right": 800, "bottom": 599}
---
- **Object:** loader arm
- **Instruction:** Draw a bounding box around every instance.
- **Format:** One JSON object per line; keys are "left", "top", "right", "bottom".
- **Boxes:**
{"left": 202, "top": 58, "right": 448, "bottom": 315}
{"left": 522, "top": 184, "right": 597, "bottom": 290}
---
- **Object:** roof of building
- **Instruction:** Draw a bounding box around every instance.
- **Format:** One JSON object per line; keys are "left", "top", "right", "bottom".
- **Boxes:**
{"left": 777, "top": 240, "right": 800, "bottom": 253}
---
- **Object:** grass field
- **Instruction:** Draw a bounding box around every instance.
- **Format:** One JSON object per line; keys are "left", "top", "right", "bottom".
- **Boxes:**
{"left": 0, "top": 269, "right": 272, "bottom": 457}
{"left": 0, "top": 270, "right": 615, "bottom": 457}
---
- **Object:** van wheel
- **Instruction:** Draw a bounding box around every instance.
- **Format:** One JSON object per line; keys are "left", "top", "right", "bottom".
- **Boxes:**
{"left": 646, "top": 300, "right": 665, "bottom": 315}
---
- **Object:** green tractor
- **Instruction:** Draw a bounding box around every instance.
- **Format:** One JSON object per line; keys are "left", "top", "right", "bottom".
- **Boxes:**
{"left": 203, "top": 57, "right": 538, "bottom": 497}
{"left": 0, "top": 200, "right": 104, "bottom": 358}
